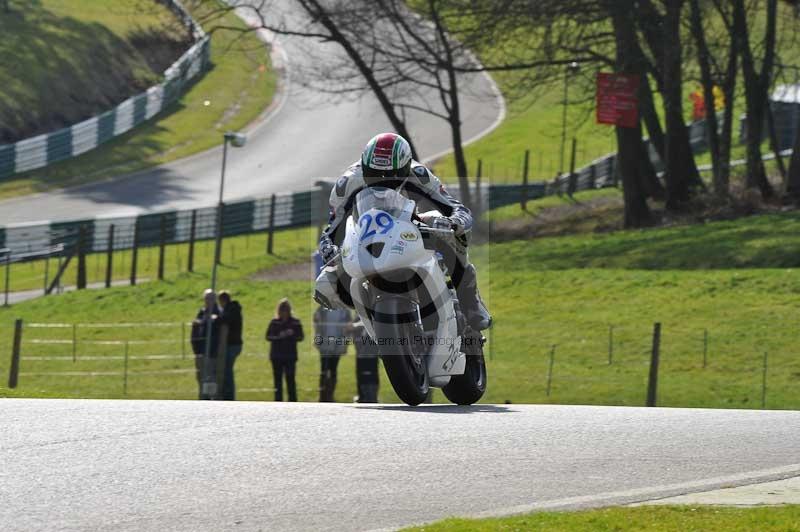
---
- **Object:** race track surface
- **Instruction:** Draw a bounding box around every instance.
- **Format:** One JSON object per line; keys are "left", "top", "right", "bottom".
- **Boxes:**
{"left": 0, "top": 4, "right": 503, "bottom": 225}
{"left": 1, "top": 400, "right": 799, "bottom": 531}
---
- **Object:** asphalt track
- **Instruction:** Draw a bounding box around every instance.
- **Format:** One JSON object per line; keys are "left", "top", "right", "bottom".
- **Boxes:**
{"left": 1, "top": 400, "right": 799, "bottom": 531}
{"left": 0, "top": 4, "right": 504, "bottom": 225}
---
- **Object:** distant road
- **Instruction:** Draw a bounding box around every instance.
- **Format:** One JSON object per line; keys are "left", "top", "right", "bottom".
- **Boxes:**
{"left": 0, "top": 3, "right": 503, "bottom": 225}
{"left": 1, "top": 400, "right": 799, "bottom": 531}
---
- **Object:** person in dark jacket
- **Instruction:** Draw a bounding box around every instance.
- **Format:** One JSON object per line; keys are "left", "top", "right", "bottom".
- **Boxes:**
{"left": 191, "top": 289, "right": 220, "bottom": 400}
{"left": 217, "top": 290, "right": 243, "bottom": 401}
{"left": 265, "top": 298, "right": 304, "bottom": 402}
{"left": 346, "top": 319, "right": 380, "bottom": 403}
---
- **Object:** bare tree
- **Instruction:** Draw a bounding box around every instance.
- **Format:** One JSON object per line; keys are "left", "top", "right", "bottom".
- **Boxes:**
{"left": 733, "top": 0, "right": 778, "bottom": 198}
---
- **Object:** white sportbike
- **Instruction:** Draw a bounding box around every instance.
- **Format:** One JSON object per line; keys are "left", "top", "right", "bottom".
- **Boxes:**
{"left": 314, "top": 186, "right": 487, "bottom": 406}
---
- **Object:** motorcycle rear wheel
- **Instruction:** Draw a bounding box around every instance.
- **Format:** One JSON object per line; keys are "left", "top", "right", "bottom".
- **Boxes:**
{"left": 442, "top": 331, "right": 487, "bottom": 405}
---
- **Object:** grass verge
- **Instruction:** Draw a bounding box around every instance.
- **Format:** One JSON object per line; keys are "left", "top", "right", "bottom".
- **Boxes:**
{"left": 404, "top": 505, "right": 800, "bottom": 531}
{"left": 0, "top": 1, "right": 276, "bottom": 200}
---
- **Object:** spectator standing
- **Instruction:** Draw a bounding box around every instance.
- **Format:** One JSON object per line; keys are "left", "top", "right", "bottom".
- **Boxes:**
{"left": 190, "top": 289, "right": 219, "bottom": 400}
{"left": 265, "top": 298, "right": 304, "bottom": 402}
{"left": 313, "top": 306, "right": 351, "bottom": 402}
{"left": 347, "top": 319, "right": 380, "bottom": 403}
{"left": 217, "top": 290, "right": 243, "bottom": 401}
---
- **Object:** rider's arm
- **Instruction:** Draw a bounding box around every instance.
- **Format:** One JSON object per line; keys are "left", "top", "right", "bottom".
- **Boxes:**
{"left": 413, "top": 165, "right": 473, "bottom": 234}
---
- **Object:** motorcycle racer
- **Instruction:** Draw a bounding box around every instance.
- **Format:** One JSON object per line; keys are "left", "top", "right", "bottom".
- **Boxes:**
{"left": 316, "top": 132, "right": 491, "bottom": 331}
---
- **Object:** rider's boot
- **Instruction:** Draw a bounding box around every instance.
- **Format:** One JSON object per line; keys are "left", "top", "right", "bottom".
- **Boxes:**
{"left": 456, "top": 264, "right": 492, "bottom": 331}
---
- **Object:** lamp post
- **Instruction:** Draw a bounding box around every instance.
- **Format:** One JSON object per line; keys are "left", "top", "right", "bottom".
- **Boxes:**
{"left": 559, "top": 61, "right": 580, "bottom": 176}
{"left": 202, "top": 131, "right": 246, "bottom": 400}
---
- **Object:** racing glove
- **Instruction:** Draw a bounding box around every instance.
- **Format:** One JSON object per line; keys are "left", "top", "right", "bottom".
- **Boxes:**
{"left": 320, "top": 241, "right": 339, "bottom": 263}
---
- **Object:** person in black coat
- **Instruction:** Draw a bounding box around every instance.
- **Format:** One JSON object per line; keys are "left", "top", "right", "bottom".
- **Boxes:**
{"left": 265, "top": 298, "right": 304, "bottom": 401}
{"left": 217, "top": 290, "right": 243, "bottom": 401}
{"left": 191, "top": 289, "right": 220, "bottom": 399}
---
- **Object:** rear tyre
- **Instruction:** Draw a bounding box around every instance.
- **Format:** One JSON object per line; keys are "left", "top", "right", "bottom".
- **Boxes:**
{"left": 373, "top": 297, "right": 429, "bottom": 406}
{"left": 442, "top": 330, "right": 487, "bottom": 405}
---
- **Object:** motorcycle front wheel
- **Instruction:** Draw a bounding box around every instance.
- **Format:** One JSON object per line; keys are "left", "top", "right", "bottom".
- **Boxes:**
{"left": 372, "top": 297, "right": 429, "bottom": 406}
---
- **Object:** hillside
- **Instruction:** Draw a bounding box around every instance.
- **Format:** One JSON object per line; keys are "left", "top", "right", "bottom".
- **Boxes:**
{"left": 0, "top": 0, "right": 192, "bottom": 143}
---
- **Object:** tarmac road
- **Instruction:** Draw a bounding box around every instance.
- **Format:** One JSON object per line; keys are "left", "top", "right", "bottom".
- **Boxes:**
{"left": 1, "top": 400, "right": 799, "bottom": 531}
{"left": 0, "top": 3, "right": 503, "bottom": 225}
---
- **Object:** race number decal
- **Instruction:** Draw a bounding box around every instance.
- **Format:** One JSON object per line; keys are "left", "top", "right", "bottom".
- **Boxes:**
{"left": 358, "top": 212, "right": 395, "bottom": 241}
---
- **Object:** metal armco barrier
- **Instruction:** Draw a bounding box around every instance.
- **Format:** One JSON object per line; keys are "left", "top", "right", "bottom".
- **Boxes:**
{"left": 0, "top": 182, "right": 559, "bottom": 259}
{"left": 0, "top": 0, "right": 210, "bottom": 180}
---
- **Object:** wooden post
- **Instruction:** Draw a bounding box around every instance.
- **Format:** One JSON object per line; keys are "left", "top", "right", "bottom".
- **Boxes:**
{"left": 130, "top": 223, "right": 139, "bottom": 286}
{"left": 267, "top": 194, "right": 276, "bottom": 255}
{"left": 761, "top": 351, "right": 768, "bottom": 409}
{"left": 105, "top": 224, "right": 115, "bottom": 288}
{"left": 546, "top": 344, "right": 556, "bottom": 397}
{"left": 77, "top": 225, "right": 87, "bottom": 290}
{"left": 187, "top": 210, "right": 197, "bottom": 273}
{"left": 608, "top": 325, "right": 614, "bottom": 365}
{"left": 8, "top": 318, "right": 22, "bottom": 388}
{"left": 3, "top": 251, "right": 9, "bottom": 307}
{"left": 521, "top": 149, "right": 530, "bottom": 210}
{"left": 567, "top": 138, "right": 578, "bottom": 197}
{"left": 476, "top": 159, "right": 482, "bottom": 179}
{"left": 158, "top": 215, "right": 166, "bottom": 281}
{"left": 43, "top": 255, "right": 49, "bottom": 295}
{"left": 474, "top": 174, "right": 482, "bottom": 217}
{"left": 646, "top": 323, "right": 661, "bottom": 407}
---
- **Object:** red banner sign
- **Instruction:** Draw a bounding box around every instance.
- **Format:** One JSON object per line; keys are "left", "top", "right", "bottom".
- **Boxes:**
{"left": 596, "top": 72, "right": 640, "bottom": 128}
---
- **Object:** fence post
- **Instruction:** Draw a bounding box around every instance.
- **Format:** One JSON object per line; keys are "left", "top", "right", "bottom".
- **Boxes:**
{"left": 3, "top": 251, "right": 9, "bottom": 306}
{"left": 158, "top": 215, "right": 166, "bottom": 281}
{"left": 72, "top": 323, "right": 77, "bottom": 363}
{"left": 267, "top": 193, "right": 276, "bottom": 255}
{"left": 567, "top": 138, "right": 578, "bottom": 197}
{"left": 77, "top": 225, "right": 87, "bottom": 290}
{"left": 188, "top": 210, "right": 197, "bottom": 273}
{"left": 123, "top": 340, "right": 129, "bottom": 396}
{"left": 476, "top": 159, "right": 482, "bottom": 179}
{"left": 608, "top": 325, "right": 614, "bottom": 365}
{"left": 646, "top": 322, "right": 661, "bottom": 407}
{"left": 474, "top": 174, "right": 482, "bottom": 217}
{"left": 105, "top": 224, "right": 115, "bottom": 288}
{"left": 43, "top": 255, "right": 50, "bottom": 295}
{"left": 130, "top": 223, "right": 139, "bottom": 286}
{"left": 521, "top": 149, "right": 530, "bottom": 210}
{"left": 761, "top": 351, "right": 768, "bottom": 409}
{"left": 546, "top": 344, "right": 556, "bottom": 397}
{"left": 8, "top": 318, "right": 22, "bottom": 388}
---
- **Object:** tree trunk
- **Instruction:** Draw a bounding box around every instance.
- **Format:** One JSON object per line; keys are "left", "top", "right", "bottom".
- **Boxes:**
{"left": 733, "top": 0, "right": 776, "bottom": 198}
{"left": 638, "top": 71, "right": 666, "bottom": 164}
{"left": 662, "top": 0, "right": 702, "bottom": 210}
{"left": 787, "top": 112, "right": 800, "bottom": 202}
{"left": 607, "top": 0, "right": 652, "bottom": 228}
{"left": 766, "top": 103, "right": 787, "bottom": 181}
{"left": 718, "top": 35, "right": 739, "bottom": 195}
{"left": 689, "top": 0, "right": 724, "bottom": 196}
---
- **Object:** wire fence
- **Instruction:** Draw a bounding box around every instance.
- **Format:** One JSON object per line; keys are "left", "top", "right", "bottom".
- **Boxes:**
{"left": 5, "top": 319, "right": 799, "bottom": 408}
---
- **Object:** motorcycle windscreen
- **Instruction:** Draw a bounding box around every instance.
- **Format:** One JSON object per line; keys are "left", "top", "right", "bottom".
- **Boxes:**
{"left": 353, "top": 186, "right": 416, "bottom": 221}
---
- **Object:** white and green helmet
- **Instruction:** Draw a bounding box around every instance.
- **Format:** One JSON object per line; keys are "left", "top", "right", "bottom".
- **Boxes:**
{"left": 361, "top": 133, "right": 413, "bottom": 179}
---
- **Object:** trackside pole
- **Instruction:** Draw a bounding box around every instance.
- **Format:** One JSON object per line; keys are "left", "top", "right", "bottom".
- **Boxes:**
{"left": 646, "top": 323, "right": 661, "bottom": 407}
{"left": 546, "top": 345, "right": 556, "bottom": 397}
{"left": 8, "top": 318, "right": 22, "bottom": 388}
